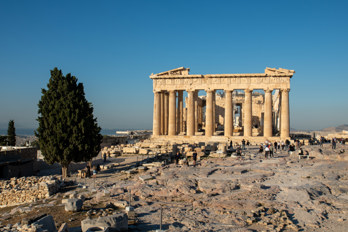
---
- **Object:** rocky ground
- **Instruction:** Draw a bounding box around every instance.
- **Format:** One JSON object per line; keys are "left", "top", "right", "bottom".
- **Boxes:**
{"left": 0, "top": 143, "right": 347, "bottom": 231}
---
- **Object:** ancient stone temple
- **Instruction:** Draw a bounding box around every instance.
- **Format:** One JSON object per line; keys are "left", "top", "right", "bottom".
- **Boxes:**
{"left": 150, "top": 67, "right": 295, "bottom": 143}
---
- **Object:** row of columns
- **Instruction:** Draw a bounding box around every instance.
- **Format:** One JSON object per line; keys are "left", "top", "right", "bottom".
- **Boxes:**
{"left": 153, "top": 88, "right": 290, "bottom": 139}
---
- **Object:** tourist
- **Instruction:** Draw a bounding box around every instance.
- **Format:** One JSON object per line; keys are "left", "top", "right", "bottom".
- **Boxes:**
{"left": 270, "top": 143, "right": 274, "bottom": 158}
{"left": 264, "top": 144, "right": 270, "bottom": 158}
{"left": 103, "top": 152, "right": 107, "bottom": 163}
{"left": 192, "top": 151, "right": 197, "bottom": 167}
{"left": 320, "top": 136, "right": 324, "bottom": 147}
{"left": 298, "top": 147, "right": 304, "bottom": 159}
{"left": 259, "top": 144, "right": 264, "bottom": 153}
{"left": 332, "top": 138, "right": 337, "bottom": 149}
{"left": 175, "top": 151, "right": 180, "bottom": 165}
{"left": 295, "top": 140, "right": 300, "bottom": 150}
{"left": 86, "top": 165, "right": 91, "bottom": 178}
{"left": 246, "top": 140, "right": 250, "bottom": 146}
{"left": 274, "top": 141, "right": 278, "bottom": 152}
{"left": 285, "top": 139, "right": 290, "bottom": 150}
{"left": 229, "top": 140, "right": 233, "bottom": 149}
{"left": 236, "top": 146, "right": 242, "bottom": 156}
{"left": 281, "top": 141, "right": 285, "bottom": 150}
{"left": 242, "top": 139, "right": 246, "bottom": 150}
{"left": 304, "top": 150, "right": 309, "bottom": 159}
{"left": 288, "top": 144, "right": 295, "bottom": 155}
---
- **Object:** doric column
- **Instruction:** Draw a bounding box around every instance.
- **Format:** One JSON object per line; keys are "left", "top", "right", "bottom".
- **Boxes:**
{"left": 281, "top": 89, "right": 290, "bottom": 139}
{"left": 244, "top": 89, "right": 252, "bottom": 137}
{"left": 224, "top": 90, "right": 233, "bottom": 136}
{"left": 164, "top": 92, "right": 169, "bottom": 135}
{"left": 168, "top": 90, "right": 176, "bottom": 136}
{"left": 153, "top": 91, "right": 161, "bottom": 136}
{"left": 160, "top": 92, "right": 164, "bottom": 135}
{"left": 264, "top": 89, "right": 273, "bottom": 138}
{"left": 187, "top": 90, "right": 195, "bottom": 136}
{"left": 213, "top": 91, "right": 216, "bottom": 133}
{"left": 194, "top": 91, "right": 199, "bottom": 132}
{"left": 177, "top": 90, "right": 183, "bottom": 133}
{"left": 205, "top": 90, "right": 214, "bottom": 137}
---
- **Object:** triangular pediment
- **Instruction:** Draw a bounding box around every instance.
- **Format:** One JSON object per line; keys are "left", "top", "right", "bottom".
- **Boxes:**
{"left": 155, "top": 67, "right": 190, "bottom": 76}
{"left": 265, "top": 67, "right": 295, "bottom": 75}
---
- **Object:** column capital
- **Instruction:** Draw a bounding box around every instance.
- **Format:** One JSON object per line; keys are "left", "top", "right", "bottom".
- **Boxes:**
{"left": 205, "top": 88, "right": 215, "bottom": 93}
{"left": 168, "top": 90, "right": 176, "bottom": 93}
{"left": 265, "top": 88, "right": 273, "bottom": 93}
{"left": 225, "top": 89, "right": 234, "bottom": 93}
{"left": 244, "top": 89, "right": 253, "bottom": 93}
{"left": 281, "top": 88, "right": 290, "bottom": 93}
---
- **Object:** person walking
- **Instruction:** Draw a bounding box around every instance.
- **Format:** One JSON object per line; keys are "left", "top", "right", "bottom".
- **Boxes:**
{"left": 270, "top": 143, "right": 274, "bottom": 158}
{"left": 274, "top": 141, "right": 278, "bottom": 152}
{"left": 332, "top": 138, "right": 337, "bottom": 149}
{"left": 192, "top": 151, "right": 197, "bottom": 167}
{"left": 175, "top": 151, "right": 181, "bottom": 165}
{"left": 242, "top": 139, "right": 246, "bottom": 150}
{"left": 265, "top": 144, "right": 270, "bottom": 159}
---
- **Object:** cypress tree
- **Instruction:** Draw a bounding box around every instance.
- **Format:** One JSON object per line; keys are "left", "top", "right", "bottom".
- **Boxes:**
{"left": 36, "top": 68, "right": 102, "bottom": 178}
{"left": 7, "top": 120, "right": 16, "bottom": 146}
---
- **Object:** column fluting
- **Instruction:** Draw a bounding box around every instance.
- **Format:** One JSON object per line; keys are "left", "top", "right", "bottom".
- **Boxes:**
{"left": 264, "top": 89, "right": 273, "bottom": 138}
{"left": 244, "top": 89, "right": 252, "bottom": 137}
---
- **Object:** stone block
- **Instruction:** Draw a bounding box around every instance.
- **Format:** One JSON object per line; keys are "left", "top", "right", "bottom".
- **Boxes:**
{"left": 139, "top": 175, "right": 154, "bottom": 181}
{"left": 186, "top": 151, "right": 194, "bottom": 157}
{"left": 137, "top": 166, "right": 147, "bottom": 173}
{"left": 122, "top": 147, "right": 138, "bottom": 154}
{"left": 112, "top": 201, "right": 128, "bottom": 208}
{"left": 138, "top": 149, "right": 148, "bottom": 155}
{"left": 81, "top": 213, "right": 128, "bottom": 232}
{"left": 64, "top": 199, "right": 83, "bottom": 212}
{"left": 209, "top": 153, "right": 227, "bottom": 158}
{"left": 32, "top": 215, "right": 57, "bottom": 232}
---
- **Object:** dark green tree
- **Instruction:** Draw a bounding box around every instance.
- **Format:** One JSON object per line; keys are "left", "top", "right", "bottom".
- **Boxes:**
{"left": 0, "top": 135, "right": 7, "bottom": 145}
{"left": 36, "top": 68, "right": 102, "bottom": 178}
{"left": 7, "top": 120, "right": 16, "bottom": 146}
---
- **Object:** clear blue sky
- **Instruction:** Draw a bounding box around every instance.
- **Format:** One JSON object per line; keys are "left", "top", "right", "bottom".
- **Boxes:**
{"left": 0, "top": 0, "right": 347, "bottom": 132}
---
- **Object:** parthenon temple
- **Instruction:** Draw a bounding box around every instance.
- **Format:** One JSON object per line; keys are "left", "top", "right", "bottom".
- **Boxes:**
{"left": 150, "top": 67, "right": 295, "bottom": 143}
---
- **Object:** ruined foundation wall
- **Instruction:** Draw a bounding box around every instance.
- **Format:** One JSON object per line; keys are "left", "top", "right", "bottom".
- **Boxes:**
{"left": 0, "top": 176, "right": 60, "bottom": 207}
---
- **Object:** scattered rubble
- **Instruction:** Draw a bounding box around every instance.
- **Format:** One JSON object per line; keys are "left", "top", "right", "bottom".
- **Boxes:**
{"left": 0, "top": 142, "right": 347, "bottom": 231}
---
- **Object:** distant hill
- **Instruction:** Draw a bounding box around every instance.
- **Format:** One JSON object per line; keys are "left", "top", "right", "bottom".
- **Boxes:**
{"left": 321, "top": 124, "right": 348, "bottom": 133}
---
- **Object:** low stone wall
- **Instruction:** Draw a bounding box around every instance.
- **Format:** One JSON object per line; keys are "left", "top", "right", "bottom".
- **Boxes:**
{"left": 0, "top": 176, "right": 60, "bottom": 207}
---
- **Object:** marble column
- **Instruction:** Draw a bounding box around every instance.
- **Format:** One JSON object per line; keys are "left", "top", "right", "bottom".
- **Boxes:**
{"left": 205, "top": 90, "right": 214, "bottom": 137}
{"left": 187, "top": 90, "right": 195, "bottom": 136}
{"left": 177, "top": 90, "right": 183, "bottom": 133}
{"left": 224, "top": 90, "right": 233, "bottom": 136}
{"left": 194, "top": 91, "right": 199, "bottom": 132}
{"left": 153, "top": 91, "right": 161, "bottom": 136}
{"left": 164, "top": 92, "right": 169, "bottom": 135}
{"left": 264, "top": 89, "right": 273, "bottom": 138}
{"left": 168, "top": 90, "right": 176, "bottom": 136}
{"left": 160, "top": 92, "right": 164, "bottom": 135}
{"left": 244, "top": 89, "right": 252, "bottom": 137}
{"left": 281, "top": 89, "right": 290, "bottom": 139}
{"left": 213, "top": 91, "right": 216, "bottom": 133}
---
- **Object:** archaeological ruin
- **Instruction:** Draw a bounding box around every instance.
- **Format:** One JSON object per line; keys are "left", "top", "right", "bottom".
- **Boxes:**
{"left": 150, "top": 67, "right": 295, "bottom": 143}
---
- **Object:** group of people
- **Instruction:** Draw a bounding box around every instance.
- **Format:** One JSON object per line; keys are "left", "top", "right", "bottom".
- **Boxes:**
{"left": 261, "top": 142, "right": 275, "bottom": 158}
{"left": 319, "top": 136, "right": 345, "bottom": 148}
